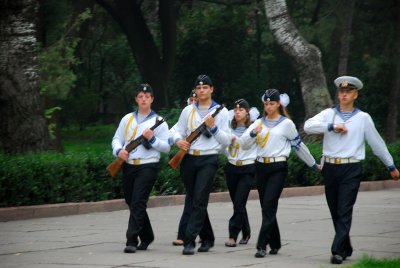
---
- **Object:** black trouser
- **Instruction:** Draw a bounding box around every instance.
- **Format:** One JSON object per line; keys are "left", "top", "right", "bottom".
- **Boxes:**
{"left": 177, "top": 194, "right": 213, "bottom": 241}
{"left": 180, "top": 154, "right": 218, "bottom": 246}
{"left": 255, "top": 161, "right": 287, "bottom": 251}
{"left": 122, "top": 162, "right": 158, "bottom": 246}
{"left": 224, "top": 162, "right": 255, "bottom": 241}
{"left": 322, "top": 163, "right": 361, "bottom": 256}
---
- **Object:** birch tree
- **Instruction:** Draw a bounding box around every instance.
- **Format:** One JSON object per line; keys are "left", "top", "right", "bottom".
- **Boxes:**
{"left": 264, "top": 0, "right": 333, "bottom": 118}
{"left": 0, "top": 0, "right": 51, "bottom": 154}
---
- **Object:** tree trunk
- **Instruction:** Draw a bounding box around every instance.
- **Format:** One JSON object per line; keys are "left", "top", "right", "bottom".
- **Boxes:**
{"left": 336, "top": 0, "right": 355, "bottom": 76}
{"left": 0, "top": 0, "right": 52, "bottom": 154}
{"left": 264, "top": 0, "right": 333, "bottom": 118}
{"left": 385, "top": 1, "right": 400, "bottom": 143}
{"left": 95, "top": 0, "right": 178, "bottom": 110}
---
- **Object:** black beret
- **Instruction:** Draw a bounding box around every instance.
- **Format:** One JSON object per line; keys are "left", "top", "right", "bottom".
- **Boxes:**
{"left": 135, "top": 83, "right": 154, "bottom": 96}
{"left": 234, "top": 99, "right": 250, "bottom": 110}
{"left": 194, "top": 74, "right": 213, "bottom": 87}
{"left": 262, "top": 88, "right": 280, "bottom": 102}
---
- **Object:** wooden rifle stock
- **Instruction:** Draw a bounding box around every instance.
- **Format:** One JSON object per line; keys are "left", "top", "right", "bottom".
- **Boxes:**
{"left": 107, "top": 116, "right": 165, "bottom": 177}
{"left": 106, "top": 157, "right": 126, "bottom": 177}
{"left": 168, "top": 105, "right": 224, "bottom": 169}
{"left": 168, "top": 149, "right": 188, "bottom": 169}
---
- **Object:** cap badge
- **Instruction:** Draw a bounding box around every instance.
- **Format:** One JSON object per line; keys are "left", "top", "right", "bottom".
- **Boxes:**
{"left": 236, "top": 104, "right": 240, "bottom": 108}
{"left": 143, "top": 86, "right": 147, "bottom": 91}
{"left": 267, "top": 98, "right": 270, "bottom": 101}
{"left": 341, "top": 81, "right": 348, "bottom": 87}
{"left": 199, "top": 81, "right": 203, "bottom": 85}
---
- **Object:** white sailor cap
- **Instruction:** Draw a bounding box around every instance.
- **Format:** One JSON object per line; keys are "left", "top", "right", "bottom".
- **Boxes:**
{"left": 334, "top": 76, "right": 363, "bottom": 90}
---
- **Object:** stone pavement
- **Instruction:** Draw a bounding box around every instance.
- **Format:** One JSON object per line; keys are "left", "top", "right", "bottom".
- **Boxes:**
{"left": 0, "top": 182, "right": 399, "bottom": 268}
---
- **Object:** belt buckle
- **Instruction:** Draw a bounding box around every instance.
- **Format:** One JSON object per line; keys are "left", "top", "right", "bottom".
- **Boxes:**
{"left": 334, "top": 158, "right": 341, "bottom": 164}
{"left": 133, "top": 159, "right": 141, "bottom": 165}
{"left": 193, "top": 150, "right": 200, "bottom": 156}
{"left": 264, "top": 157, "right": 270, "bottom": 164}
{"left": 236, "top": 160, "right": 243, "bottom": 166}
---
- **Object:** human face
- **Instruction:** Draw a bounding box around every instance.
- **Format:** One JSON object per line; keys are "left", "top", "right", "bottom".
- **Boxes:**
{"left": 135, "top": 92, "right": 154, "bottom": 110}
{"left": 337, "top": 88, "right": 358, "bottom": 107}
{"left": 264, "top": 101, "right": 280, "bottom": 118}
{"left": 189, "top": 97, "right": 197, "bottom": 104}
{"left": 195, "top": 85, "right": 213, "bottom": 102}
{"left": 234, "top": 107, "right": 248, "bottom": 124}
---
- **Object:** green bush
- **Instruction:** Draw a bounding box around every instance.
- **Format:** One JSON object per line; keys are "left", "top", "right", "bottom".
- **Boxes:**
{"left": 0, "top": 151, "right": 122, "bottom": 207}
{"left": 0, "top": 143, "right": 398, "bottom": 207}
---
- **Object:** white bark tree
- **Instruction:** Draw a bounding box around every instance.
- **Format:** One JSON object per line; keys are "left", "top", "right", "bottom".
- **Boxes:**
{"left": 0, "top": 0, "right": 51, "bottom": 153}
{"left": 264, "top": 0, "right": 333, "bottom": 118}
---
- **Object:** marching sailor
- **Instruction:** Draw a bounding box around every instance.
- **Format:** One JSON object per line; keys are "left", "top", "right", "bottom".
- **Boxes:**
{"left": 304, "top": 76, "right": 399, "bottom": 264}
{"left": 111, "top": 83, "right": 170, "bottom": 253}
{"left": 224, "top": 99, "right": 259, "bottom": 247}
{"left": 241, "top": 89, "right": 319, "bottom": 258}
{"left": 172, "top": 74, "right": 231, "bottom": 255}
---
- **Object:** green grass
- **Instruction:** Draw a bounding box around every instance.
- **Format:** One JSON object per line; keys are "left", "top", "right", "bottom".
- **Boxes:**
{"left": 62, "top": 124, "right": 115, "bottom": 153}
{"left": 347, "top": 256, "right": 400, "bottom": 268}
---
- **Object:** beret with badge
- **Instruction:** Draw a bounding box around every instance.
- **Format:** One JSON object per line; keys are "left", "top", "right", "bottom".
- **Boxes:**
{"left": 135, "top": 83, "right": 154, "bottom": 96}
{"left": 194, "top": 74, "right": 213, "bottom": 88}
{"left": 261, "top": 88, "right": 290, "bottom": 107}
{"left": 228, "top": 98, "right": 260, "bottom": 122}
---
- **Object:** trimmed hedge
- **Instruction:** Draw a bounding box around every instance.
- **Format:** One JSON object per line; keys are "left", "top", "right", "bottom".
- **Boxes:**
{"left": 0, "top": 143, "right": 398, "bottom": 207}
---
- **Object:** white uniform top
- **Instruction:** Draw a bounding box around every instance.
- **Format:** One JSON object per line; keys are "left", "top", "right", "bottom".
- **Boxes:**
{"left": 241, "top": 116, "right": 316, "bottom": 167}
{"left": 112, "top": 111, "right": 170, "bottom": 159}
{"left": 225, "top": 126, "right": 257, "bottom": 162}
{"left": 304, "top": 107, "right": 395, "bottom": 168}
{"left": 169, "top": 122, "right": 178, "bottom": 145}
{"left": 173, "top": 101, "right": 231, "bottom": 151}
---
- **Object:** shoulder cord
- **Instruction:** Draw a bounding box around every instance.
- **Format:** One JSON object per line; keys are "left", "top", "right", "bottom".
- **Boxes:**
{"left": 229, "top": 141, "right": 240, "bottom": 157}
{"left": 189, "top": 107, "right": 196, "bottom": 131}
{"left": 256, "top": 121, "right": 270, "bottom": 148}
{"left": 124, "top": 114, "right": 138, "bottom": 142}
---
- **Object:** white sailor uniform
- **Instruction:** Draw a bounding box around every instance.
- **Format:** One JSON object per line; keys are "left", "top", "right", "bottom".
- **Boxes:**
{"left": 304, "top": 106, "right": 396, "bottom": 257}
{"left": 112, "top": 111, "right": 170, "bottom": 247}
{"left": 173, "top": 101, "right": 230, "bottom": 247}
{"left": 241, "top": 116, "right": 317, "bottom": 252}
{"left": 224, "top": 125, "right": 257, "bottom": 242}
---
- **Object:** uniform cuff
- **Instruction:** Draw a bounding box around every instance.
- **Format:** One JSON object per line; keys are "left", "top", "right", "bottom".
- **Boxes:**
{"left": 149, "top": 136, "right": 156, "bottom": 144}
{"left": 327, "top": 123, "right": 334, "bottom": 132}
{"left": 388, "top": 165, "right": 396, "bottom": 172}
{"left": 210, "top": 126, "right": 218, "bottom": 134}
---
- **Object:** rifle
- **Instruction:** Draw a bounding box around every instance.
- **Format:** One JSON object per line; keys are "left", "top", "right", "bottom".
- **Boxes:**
{"left": 168, "top": 105, "right": 224, "bottom": 169}
{"left": 107, "top": 116, "right": 166, "bottom": 177}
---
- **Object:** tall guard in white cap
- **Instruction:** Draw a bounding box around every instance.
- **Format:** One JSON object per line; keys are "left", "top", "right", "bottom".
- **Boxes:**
{"left": 304, "top": 76, "right": 399, "bottom": 264}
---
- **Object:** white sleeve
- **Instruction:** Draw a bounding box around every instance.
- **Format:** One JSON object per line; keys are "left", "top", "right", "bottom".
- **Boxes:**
{"left": 304, "top": 109, "right": 331, "bottom": 134}
{"left": 364, "top": 113, "right": 394, "bottom": 167}
{"left": 173, "top": 106, "right": 191, "bottom": 142}
{"left": 111, "top": 114, "right": 130, "bottom": 156}
{"left": 285, "top": 120, "right": 316, "bottom": 167}
{"left": 240, "top": 120, "right": 258, "bottom": 150}
{"left": 211, "top": 108, "right": 231, "bottom": 146}
{"left": 150, "top": 121, "right": 171, "bottom": 153}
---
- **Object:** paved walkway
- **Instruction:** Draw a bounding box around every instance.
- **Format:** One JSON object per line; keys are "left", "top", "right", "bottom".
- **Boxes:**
{"left": 1, "top": 186, "right": 400, "bottom": 268}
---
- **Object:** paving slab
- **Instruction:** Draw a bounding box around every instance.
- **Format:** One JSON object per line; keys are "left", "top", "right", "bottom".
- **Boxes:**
{"left": 1, "top": 187, "right": 399, "bottom": 268}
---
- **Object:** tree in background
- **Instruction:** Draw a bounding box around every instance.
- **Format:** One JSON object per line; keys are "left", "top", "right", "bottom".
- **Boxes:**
{"left": 336, "top": 0, "right": 356, "bottom": 76}
{"left": 0, "top": 0, "right": 52, "bottom": 154}
{"left": 264, "top": 0, "right": 333, "bottom": 118}
{"left": 95, "top": 0, "right": 180, "bottom": 110}
{"left": 385, "top": 0, "right": 400, "bottom": 143}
